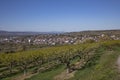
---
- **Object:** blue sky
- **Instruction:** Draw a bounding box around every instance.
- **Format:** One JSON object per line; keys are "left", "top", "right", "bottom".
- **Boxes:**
{"left": 0, "top": 0, "right": 120, "bottom": 32}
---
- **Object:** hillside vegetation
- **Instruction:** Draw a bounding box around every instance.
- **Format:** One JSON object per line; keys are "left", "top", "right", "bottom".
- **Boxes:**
{"left": 0, "top": 40, "right": 120, "bottom": 80}
{"left": 69, "top": 46, "right": 120, "bottom": 80}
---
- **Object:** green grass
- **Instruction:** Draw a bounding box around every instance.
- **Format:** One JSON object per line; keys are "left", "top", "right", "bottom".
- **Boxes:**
{"left": 69, "top": 47, "right": 120, "bottom": 80}
{"left": 26, "top": 65, "right": 65, "bottom": 80}
{"left": 1, "top": 65, "right": 39, "bottom": 80}
{"left": 1, "top": 41, "right": 120, "bottom": 80}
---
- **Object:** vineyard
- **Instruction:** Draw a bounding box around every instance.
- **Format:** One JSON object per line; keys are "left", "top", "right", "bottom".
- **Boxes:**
{"left": 0, "top": 40, "right": 120, "bottom": 80}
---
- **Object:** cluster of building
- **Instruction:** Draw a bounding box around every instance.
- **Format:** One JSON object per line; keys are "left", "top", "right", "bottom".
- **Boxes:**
{"left": 0, "top": 33, "right": 120, "bottom": 46}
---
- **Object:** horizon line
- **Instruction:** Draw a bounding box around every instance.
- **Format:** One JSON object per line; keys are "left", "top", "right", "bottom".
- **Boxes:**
{"left": 0, "top": 29, "right": 120, "bottom": 33}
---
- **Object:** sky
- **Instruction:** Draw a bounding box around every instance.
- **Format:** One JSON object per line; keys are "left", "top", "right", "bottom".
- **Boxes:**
{"left": 0, "top": 0, "right": 120, "bottom": 32}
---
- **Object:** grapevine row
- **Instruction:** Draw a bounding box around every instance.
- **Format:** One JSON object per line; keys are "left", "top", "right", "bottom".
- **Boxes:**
{"left": 0, "top": 40, "right": 120, "bottom": 78}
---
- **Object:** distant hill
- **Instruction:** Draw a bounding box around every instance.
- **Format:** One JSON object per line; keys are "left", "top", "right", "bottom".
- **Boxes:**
{"left": 65, "top": 29, "right": 120, "bottom": 36}
{"left": 0, "top": 29, "right": 120, "bottom": 36}
{"left": 0, "top": 30, "right": 64, "bottom": 36}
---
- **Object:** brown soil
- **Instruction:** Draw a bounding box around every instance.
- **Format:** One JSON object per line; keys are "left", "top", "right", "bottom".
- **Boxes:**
{"left": 12, "top": 72, "right": 37, "bottom": 80}
{"left": 117, "top": 56, "right": 120, "bottom": 72}
{"left": 54, "top": 70, "right": 76, "bottom": 80}
{"left": 54, "top": 59, "right": 85, "bottom": 80}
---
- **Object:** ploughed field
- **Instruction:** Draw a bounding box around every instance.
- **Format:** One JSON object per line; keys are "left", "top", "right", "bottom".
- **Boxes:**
{"left": 0, "top": 40, "right": 120, "bottom": 80}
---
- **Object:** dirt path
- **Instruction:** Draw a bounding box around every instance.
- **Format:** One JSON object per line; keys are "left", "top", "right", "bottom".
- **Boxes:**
{"left": 54, "top": 70, "right": 76, "bottom": 80}
{"left": 12, "top": 72, "right": 37, "bottom": 80}
{"left": 54, "top": 60, "right": 85, "bottom": 80}
{"left": 117, "top": 56, "right": 120, "bottom": 72}
{"left": 12, "top": 59, "right": 85, "bottom": 80}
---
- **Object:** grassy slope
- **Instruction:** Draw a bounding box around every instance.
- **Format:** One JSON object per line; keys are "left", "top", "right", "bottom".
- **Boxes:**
{"left": 69, "top": 46, "right": 120, "bottom": 80}
{"left": 1, "top": 41, "right": 120, "bottom": 80}
{"left": 1, "top": 67, "right": 37, "bottom": 80}
{"left": 26, "top": 47, "right": 120, "bottom": 80}
{"left": 26, "top": 65, "right": 65, "bottom": 80}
